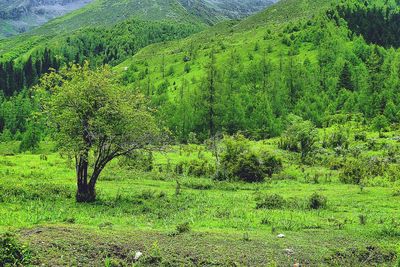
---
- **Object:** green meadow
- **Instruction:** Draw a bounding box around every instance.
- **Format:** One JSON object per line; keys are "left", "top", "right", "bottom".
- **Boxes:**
{"left": 1, "top": 123, "right": 400, "bottom": 266}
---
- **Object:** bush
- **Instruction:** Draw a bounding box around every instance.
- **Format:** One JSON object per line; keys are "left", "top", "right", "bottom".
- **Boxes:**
{"left": 393, "top": 188, "right": 400, "bottom": 197}
{"left": 279, "top": 115, "right": 318, "bottom": 162}
{"left": 339, "top": 159, "right": 365, "bottom": 184}
{"left": 260, "top": 152, "right": 283, "bottom": 178}
{"left": 0, "top": 233, "right": 30, "bottom": 266}
{"left": 186, "top": 159, "right": 215, "bottom": 177}
{"left": 308, "top": 193, "right": 327, "bottom": 209}
{"left": 216, "top": 135, "right": 283, "bottom": 182}
{"left": 372, "top": 115, "right": 389, "bottom": 132}
{"left": 234, "top": 152, "right": 266, "bottom": 182}
{"left": 324, "top": 126, "right": 349, "bottom": 149}
{"left": 118, "top": 151, "right": 153, "bottom": 172}
{"left": 183, "top": 179, "right": 213, "bottom": 190}
{"left": 138, "top": 242, "right": 163, "bottom": 265}
{"left": 354, "top": 131, "right": 367, "bottom": 142}
{"left": 19, "top": 123, "right": 41, "bottom": 152}
{"left": 256, "top": 194, "right": 286, "bottom": 209}
{"left": 176, "top": 222, "right": 191, "bottom": 234}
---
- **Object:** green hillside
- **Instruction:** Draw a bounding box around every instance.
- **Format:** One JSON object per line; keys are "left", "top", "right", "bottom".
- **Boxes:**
{"left": 117, "top": 0, "right": 400, "bottom": 140}
{"left": 0, "top": 0, "right": 207, "bottom": 60}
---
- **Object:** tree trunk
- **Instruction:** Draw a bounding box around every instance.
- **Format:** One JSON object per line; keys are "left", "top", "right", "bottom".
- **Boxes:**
{"left": 76, "top": 182, "right": 96, "bottom": 203}
{"left": 75, "top": 155, "right": 96, "bottom": 203}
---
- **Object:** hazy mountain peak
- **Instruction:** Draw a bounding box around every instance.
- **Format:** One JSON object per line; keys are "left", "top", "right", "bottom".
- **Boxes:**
{"left": 0, "top": 0, "right": 92, "bottom": 37}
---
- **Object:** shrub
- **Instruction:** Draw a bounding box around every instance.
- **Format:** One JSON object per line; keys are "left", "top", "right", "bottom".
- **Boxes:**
{"left": 308, "top": 193, "right": 327, "bottom": 209}
{"left": 186, "top": 159, "right": 214, "bottom": 177}
{"left": 187, "top": 132, "right": 199, "bottom": 144}
{"left": 279, "top": 115, "right": 318, "bottom": 162}
{"left": 367, "top": 157, "right": 388, "bottom": 177}
{"left": 393, "top": 189, "right": 400, "bottom": 197}
{"left": 19, "top": 123, "right": 41, "bottom": 153}
{"left": 234, "top": 152, "right": 266, "bottom": 182}
{"left": 359, "top": 214, "right": 367, "bottom": 225}
{"left": 372, "top": 115, "right": 389, "bottom": 132}
{"left": 0, "top": 233, "right": 30, "bottom": 266}
{"left": 256, "top": 194, "right": 286, "bottom": 209}
{"left": 183, "top": 179, "right": 213, "bottom": 190}
{"left": 354, "top": 131, "right": 367, "bottom": 142}
{"left": 260, "top": 152, "right": 283, "bottom": 178}
{"left": 324, "top": 126, "right": 350, "bottom": 149}
{"left": 104, "top": 257, "right": 126, "bottom": 267}
{"left": 118, "top": 151, "right": 153, "bottom": 172}
{"left": 176, "top": 222, "right": 191, "bottom": 234}
{"left": 339, "top": 159, "right": 365, "bottom": 184}
{"left": 138, "top": 242, "right": 163, "bottom": 265}
{"left": 216, "top": 135, "right": 282, "bottom": 182}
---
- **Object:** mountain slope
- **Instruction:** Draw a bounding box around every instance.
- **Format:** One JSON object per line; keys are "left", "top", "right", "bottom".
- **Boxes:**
{"left": 116, "top": 0, "right": 400, "bottom": 140}
{"left": 0, "top": 0, "right": 273, "bottom": 59}
{"left": 0, "top": 0, "right": 208, "bottom": 61}
{"left": 0, "top": 0, "right": 275, "bottom": 39}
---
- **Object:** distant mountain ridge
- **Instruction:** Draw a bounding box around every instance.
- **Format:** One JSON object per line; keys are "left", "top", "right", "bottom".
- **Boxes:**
{"left": 203, "top": 0, "right": 277, "bottom": 18}
{"left": 0, "top": 0, "right": 275, "bottom": 38}
{"left": 0, "top": 0, "right": 91, "bottom": 37}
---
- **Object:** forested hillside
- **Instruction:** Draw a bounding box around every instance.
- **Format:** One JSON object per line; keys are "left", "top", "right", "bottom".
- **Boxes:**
{"left": 117, "top": 0, "right": 400, "bottom": 141}
{"left": 1, "top": 0, "right": 400, "bottom": 145}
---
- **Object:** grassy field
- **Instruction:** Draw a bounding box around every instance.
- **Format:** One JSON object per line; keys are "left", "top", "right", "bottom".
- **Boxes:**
{"left": 1, "top": 125, "right": 400, "bottom": 266}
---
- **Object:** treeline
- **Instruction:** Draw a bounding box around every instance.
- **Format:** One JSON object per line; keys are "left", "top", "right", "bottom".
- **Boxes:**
{"left": 124, "top": 1, "right": 400, "bottom": 142}
{"left": 0, "top": 18, "right": 200, "bottom": 97}
{"left": 0, "top": 49, "right": 59, "bottom": 96}
{"left": 0, "top": 89, "right": 41, "bottom": 150}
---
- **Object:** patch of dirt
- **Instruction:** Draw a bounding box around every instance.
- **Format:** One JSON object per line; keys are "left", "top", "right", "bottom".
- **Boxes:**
{"left": 17, "top": 226, "right": 398, "bottom": 266}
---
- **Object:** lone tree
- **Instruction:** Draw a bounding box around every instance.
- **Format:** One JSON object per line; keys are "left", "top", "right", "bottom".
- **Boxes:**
{"left": 37, "top": 64, "right": 159, "bottom": 202}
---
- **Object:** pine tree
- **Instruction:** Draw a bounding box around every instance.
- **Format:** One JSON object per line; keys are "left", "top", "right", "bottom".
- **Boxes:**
{"left": 338, "top": 62, "right": 354, "bottom": 91}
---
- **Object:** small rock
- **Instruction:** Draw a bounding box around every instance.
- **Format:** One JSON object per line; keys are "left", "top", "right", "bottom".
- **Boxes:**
{"left": 134, "top": 251, "right": 143, "bottom": 261}
{"left": 283, "top": 248, "right": 294, "bottom": 255}
{"left": 277, "top": 233, "right": 285, "bottom": 238}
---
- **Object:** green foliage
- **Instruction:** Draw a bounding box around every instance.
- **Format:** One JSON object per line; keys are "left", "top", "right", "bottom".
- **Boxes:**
{"left": 354, "top": 131, "right": 367, "bottom": 142}
{"left": 175, "top": 222, "right": 191, "bottom": 234}
{"left": 256, "top": 194, "right": 286, "bottom": 210}
{"left": 339, "top": 159, "right": 365, "bottom": 185}
{"left": 37, "top": 63, "right": 159, "bottom": 202}
{"left": 279, "top": 116, "right": 318, "bottom": 162}
{"left": 260, "top": 152, "right": 284, "bottom": 178}
{"left": 19, "top": 121, "right": 41, "bottom": 152}
{"left": 308, "top": 193, "right": 327, "bottom": 210}
{"left": 118, "top": 151, "right": 154, "bottom": 172}
{"left": 324, "top": 126, "right": 350, "bottom": 150}
{"left": 372, "top": 115, "right": 389, "bottom": 132}
{"left": 186, "top": 159, "right": 215, "bottom": 177}
{"left": 138, "top": 242, "right": 163, "bottom": 266}
{"left": 0, "top": 89, "right": 36, "bottom": 140}
{"left": 0, "top": 233, "right": 30, "bottom": 266}
{"left": 216, "top": 135, "right": 282, "bottom": 182}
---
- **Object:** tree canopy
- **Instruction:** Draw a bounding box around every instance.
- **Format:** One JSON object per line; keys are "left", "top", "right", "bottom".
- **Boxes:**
{"left": 36, "top": 63, "right": 160, "bottom": 202}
